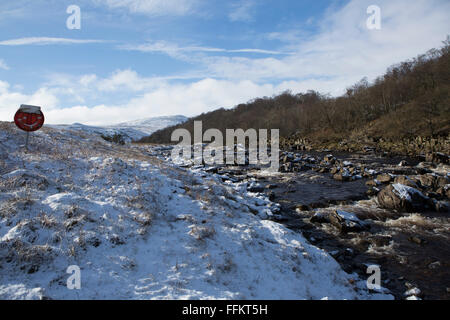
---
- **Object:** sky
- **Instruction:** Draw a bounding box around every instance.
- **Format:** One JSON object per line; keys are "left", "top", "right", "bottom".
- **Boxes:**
{"left": 0, "top": 0, "right": 449, "bottom": 125}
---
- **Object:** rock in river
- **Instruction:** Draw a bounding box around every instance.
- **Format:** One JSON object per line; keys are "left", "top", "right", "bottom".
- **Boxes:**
{"left": 377, "top": 183, "right": 430, "bottom": 212}
{"left": 329, "top": 210, "right": 368, "bottom": 233}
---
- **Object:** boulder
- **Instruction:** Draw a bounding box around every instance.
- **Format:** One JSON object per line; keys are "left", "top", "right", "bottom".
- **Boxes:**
{"left": 333, "top": 173, "right": 350, "bottom": 181}
{"left": 430, "top": 199, "right": 449, "bottom": 212}
{"left": 310, "top": 212, "right": 330, "bottom": 223}
{"left": 435, "top": 176, "right": 450, "bottom": 189}
{"left": 398, "top": 160, "right": 409, "bottom": 167}
{"left": 280, "top": 162, "right": 292, "bottom": 173}
{"left": 330, "top": 167, "right": 340, "bottom": 174}
{"left": 377, "top": 183, "right": 430, "bottom": 212}
{"left": 329, "top": 210, "right": 368, "bottom": 233}
{"left": 323, "top": 154, "right": 336, "bottom": 165}
{"left": 425, "top": 152, "right": 449, "bottom": 164}
{"left": 376, "top": 173, "right": 393, "bottom": 184}
{"left": 414, "top": 174, "right": 448, "bottom": 190}
{"left": 333, "top": 168, "right": 352, "bottom": 181}
{"left": 318, "top": 167, "right": 329, "bottom": 173}
{"left": 366, "top": 187, "right": 379, "bottom": 196}
{"left": 393, "top": 175, "right": 419, "bottom": 189}
{"left": 248, "top": 185, "right": 264, "bottom": 193}
{"left": 363, "top": 168, "right": 378, "bottom": 178}
{"left": 366, "top": 179, "right": 380, "bottom": 187}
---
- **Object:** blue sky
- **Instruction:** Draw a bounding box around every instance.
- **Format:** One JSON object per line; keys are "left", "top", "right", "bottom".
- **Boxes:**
{"left": 0, "top": 0, "right": 449, "bottom": 125}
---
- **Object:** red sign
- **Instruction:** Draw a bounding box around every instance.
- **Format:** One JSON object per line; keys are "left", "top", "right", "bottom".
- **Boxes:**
{"left": 14, "top": 105, "right": 45, "bottom": 132}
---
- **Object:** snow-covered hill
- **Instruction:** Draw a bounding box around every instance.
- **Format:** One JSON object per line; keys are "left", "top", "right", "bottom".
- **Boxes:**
{"left": 49, "top": 115, "right": 188, "bottom": 142}
{"left": 0, "top": 121, "right": 392, "bottom": 300}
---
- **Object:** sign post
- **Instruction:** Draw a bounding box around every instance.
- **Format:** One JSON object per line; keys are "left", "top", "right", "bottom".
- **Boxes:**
{"left": 14, "top": 104, "right": 45, "bottom": 150}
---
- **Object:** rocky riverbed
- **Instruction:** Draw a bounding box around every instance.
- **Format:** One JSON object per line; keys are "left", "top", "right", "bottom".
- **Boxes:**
{"left": 141, "top": 144, "right": 450, "bottom": 300}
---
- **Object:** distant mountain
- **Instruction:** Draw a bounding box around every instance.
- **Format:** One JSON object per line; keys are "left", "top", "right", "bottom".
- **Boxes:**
{"left": 112, "top": 115, "right": 188, "bottom": 138}
{"left": 49, "top": 115, "right": 188, "bottom": 142}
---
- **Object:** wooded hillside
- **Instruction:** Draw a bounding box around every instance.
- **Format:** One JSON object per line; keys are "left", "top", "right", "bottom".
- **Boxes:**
{"left": 139, "top": 38, "right": 450, "bottom": 155}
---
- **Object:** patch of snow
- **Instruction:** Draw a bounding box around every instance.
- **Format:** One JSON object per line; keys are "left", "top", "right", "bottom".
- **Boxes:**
{"left": 48, "top": 115, "right": 188, "bottom": 142}
{"left": 336, "top": 210, "right": 361, "bottom": 223}
{"left": 392, "top": 184, "right": 427, "bottom": 201}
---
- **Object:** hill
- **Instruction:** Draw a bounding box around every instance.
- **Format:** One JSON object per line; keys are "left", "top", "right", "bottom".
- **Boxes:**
{"left": 0, "top": 121, "right": 391, "bottom": 299}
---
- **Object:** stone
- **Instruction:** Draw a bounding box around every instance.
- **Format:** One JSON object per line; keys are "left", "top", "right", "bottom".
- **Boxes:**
{"left": 280, "top": 162, "right": 292, "bottom": 173}
{"left": 295, "top": 204, "right": 310, "bottom": 212}
{"left": 377, "top": 183, "right": 430, "bottom": 212}
{"left": 248, "top": 185, "right": 264, "bottom": 193}
{"left": 435, "top": 176, "right": 449, "bottom": 189}
{"left": 329, "top": 210, "right": 367, "bottom": 233}
{"left": 366, "top": 188, "right": 379, "bottom": 196}
{"left": 409, "top": 236, "right": 423, "bottom": 245}
{"left": 318, "top": 167, "right": 329, "bottom": 173}
{"left": 393, "top": 175, "right": 419, "bottom": 189}
{"left": 310, "top": 212, "right": 329, "bottom": 223}
{"left": 330, "top": 167, "right": 339, "bottom": 174}
{"left": 324, "top": 154, "right": 335, "bottom": 162}
{"left": 369, "top": 235, "right": 392, "bottom": 247}
{"left": 366, "top": 179, "right": 380, "bottom": 187}
{"left": 433, "top": 200, "right": 449, "bottom": 213}
{"left": 426, "top": 152, "right": 449, "bottom": 164}
{"left": 376, "top": 173, "right": 393, "bottom": 184}
{"left": 404, "top": 287, "right": 421, "bottom": 297}
{"left": 398, "top": 160, "right": 408, "bottom": 167}
{"left": 333, "top": 173, "right": 348, "bottom": 181}
{"left": 428, "top": 261, "right": 441, "bottom": 269}
{"left": 416, "top": 174, "right": 436, "bottom": 189}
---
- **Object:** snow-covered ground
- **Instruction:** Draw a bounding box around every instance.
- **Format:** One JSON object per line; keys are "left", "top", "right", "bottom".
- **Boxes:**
{"left": 48, "top": 115, "right": 188, "bottom": 142}
{"left": 0, "top": 122, "right": 392, "bottom": 300}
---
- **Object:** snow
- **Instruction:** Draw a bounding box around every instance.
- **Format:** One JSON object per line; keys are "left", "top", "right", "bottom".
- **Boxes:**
{"left": 0, "top": 121, "right": 392, "bottom": 300}
{"left": 404, "top": 287, "right": 421, "bottom": 297}
{"left": 392, "top": 183, "right": 427, "bottom": 201}
{"left": 48, "top": 115, "right": 188, "bottom": 142}
{"left": 336, "top": 210, "right": 361, "bottom": 223}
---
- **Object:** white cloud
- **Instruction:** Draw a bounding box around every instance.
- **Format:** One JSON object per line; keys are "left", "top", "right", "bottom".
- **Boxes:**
{"left": 120, "top": 41, "right": 288, "bottom": 59}
{"left": 96, "top": 69, "right": 160, "bottom": 92}
{"left": 229, "top": 0, "right": 256, "bottom": 22}
{"left": 0, "top": 37, "right": 107, "bottom": 46}
{"left": 0, "top": 81, "right": 59, "bottom": 122}
{"left": 205, "top": 0, "right": 450, "bottom": 94}
{"left": 0, "top": 59, "right": 9, "bottom": 70}
{"left": 96, "top": 0, "right": 199, "bottom": 16}
{"left": 42, "top": 78, "right": 281, "bottom": 125}
{"left": 0, "top": 74, "right": 293, "bottom": 125}
{"left": 118, "top": 0, "right": 450, "bottom": 96}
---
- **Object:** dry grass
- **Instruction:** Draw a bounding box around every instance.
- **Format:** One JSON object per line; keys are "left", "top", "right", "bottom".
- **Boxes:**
{"left": 189, "top": 225, "right": 216, "bottom": 241}
{"left": 0, "top": 239, "right": 54, "bottom": 273}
